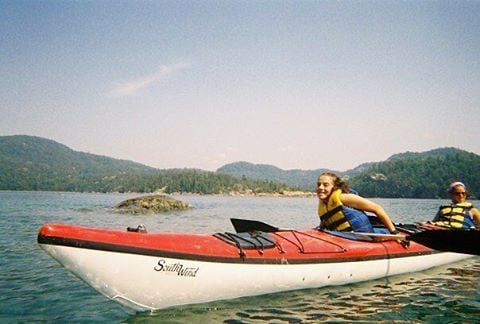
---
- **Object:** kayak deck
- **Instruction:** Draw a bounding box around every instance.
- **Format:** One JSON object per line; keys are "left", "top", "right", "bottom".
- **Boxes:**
{"left": 38, "top": 223, "right": 436, "bottom": 264}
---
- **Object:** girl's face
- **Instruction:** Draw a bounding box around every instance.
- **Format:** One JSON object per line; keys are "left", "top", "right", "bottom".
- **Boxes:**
{"left": 317, "top": 175, "right": 335, "bottom": 201}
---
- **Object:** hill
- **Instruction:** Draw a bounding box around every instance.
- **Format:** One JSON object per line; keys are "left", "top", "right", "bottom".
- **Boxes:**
{"left": 216, "top": 161, "right": 374, "bottom": 192}
{"left": 386, "top": 147, "right": 467, "bottom": 161}
{"left": 1, "top": 135, "right": 479, "bottom": 198}
{"left": 217, "top": 148, "right": 480, "bottom": 199}
{"left": 0, "top": 135, "right": 156, "bottom": 192}
{"left": 349, "top": 147, "right": 480, "bottom": 199}
{"left": 0, "top": 135, "right": 291, "bottom": 194}
{"left": 216, "top": 161, "right": 332, "bottom": 190}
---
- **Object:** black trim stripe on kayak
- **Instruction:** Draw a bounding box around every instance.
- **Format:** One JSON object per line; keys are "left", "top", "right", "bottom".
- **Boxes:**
{"left": 37, "top": 233, "right": 439, "bottom": 264}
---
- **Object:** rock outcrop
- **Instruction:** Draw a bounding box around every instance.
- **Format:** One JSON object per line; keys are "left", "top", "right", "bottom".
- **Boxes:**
{"left": 114, "top": 194, "right": 191, "bottom": 214}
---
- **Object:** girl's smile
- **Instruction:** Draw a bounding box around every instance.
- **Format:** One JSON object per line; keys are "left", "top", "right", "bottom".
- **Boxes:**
{"left": 317, "top": 175, "right": 334, "bottom": 201}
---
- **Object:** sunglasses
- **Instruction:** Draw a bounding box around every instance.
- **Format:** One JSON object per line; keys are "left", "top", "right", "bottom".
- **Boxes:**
{"left": 453, "top": 191, "right": 466, "bottom": 196}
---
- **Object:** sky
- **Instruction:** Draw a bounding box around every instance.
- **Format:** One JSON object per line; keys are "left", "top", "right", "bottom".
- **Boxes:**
{"left": 1, "top": 1, "right": 479, "bottom": 172}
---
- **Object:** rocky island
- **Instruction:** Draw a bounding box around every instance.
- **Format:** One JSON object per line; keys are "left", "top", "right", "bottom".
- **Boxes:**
{"left": 114, "top": 194, "right": 192, "bottom": 214}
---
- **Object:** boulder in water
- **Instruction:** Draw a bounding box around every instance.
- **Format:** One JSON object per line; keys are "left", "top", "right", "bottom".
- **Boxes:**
{"left": 114, "top": 194, "right": 191, "bottom": 214}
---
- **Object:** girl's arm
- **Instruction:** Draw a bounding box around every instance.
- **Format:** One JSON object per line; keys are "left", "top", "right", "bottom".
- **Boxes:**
{"left": 470, "top": 207, "right": 480, "bottom": 226}
{"left": 341, "top": 193, "right": 397, "bottom": 232}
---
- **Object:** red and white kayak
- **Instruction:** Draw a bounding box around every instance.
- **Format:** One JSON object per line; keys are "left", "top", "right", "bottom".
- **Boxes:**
{"left": 37, "top": 222, "right": 473, "bottom": 312}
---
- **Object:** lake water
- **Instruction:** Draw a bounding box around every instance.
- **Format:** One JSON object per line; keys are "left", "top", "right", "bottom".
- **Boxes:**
{"left": 1, "top": 191, "right": 479, "bottom": 323}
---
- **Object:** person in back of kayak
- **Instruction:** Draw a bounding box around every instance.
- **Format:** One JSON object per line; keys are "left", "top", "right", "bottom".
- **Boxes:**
{"left": 432, "top": 181, "right": 480, "bottom": 228}
{"left": 317, "top": 172, "right": 397, "bottom": 233}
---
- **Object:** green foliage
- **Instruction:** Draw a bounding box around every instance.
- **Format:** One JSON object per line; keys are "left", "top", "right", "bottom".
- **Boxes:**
{"left": 1, "top": 136, "right": 479, "bottom": 198}
{"left": 349, "top": 148, "right": 480, "bottom": 199}
{"left": 215, "top": 149, "right": 480, "bottom": 199}
{"left": 0, "top": 135, "right": 291, "bottom": 194}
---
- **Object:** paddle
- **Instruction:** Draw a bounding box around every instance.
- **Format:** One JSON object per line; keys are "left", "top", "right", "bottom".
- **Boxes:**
{"left": 231, "top": 218, "right": 282, "bottom": 233}
{"left": 230, "top": 218, "right": 480, "bottom": 256}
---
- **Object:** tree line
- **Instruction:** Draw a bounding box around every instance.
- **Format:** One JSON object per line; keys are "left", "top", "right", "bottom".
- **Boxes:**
{"left": 0, "top": 166, "right": 291, "bottom": 194}
{"left": 349, "top": 151, "right": 480, "bottom": 199}
{"left": 1, "top": 136, "right": 479, "bottom": 198}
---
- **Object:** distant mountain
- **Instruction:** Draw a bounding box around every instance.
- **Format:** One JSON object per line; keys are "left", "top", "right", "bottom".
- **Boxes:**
{"left": 0, "top": 135, "right": 156, "bottom": 191}
{"left": 386, "top": 147, "right": 465, "bottom": 161}
{"left": 2, "top": 135, "right": 478, "bottom": 198}
{"left": 1, "top": 135, "right": 157, "bottom": 173}
{"left": 349, "top": 147, "right": 480, "bottom": 199}
{"left": 216, "top": 161, "right": 374, "bottom": 191}
{"left": 216, "top": 161, "right": 333, "bottom": 190}
{"left": 0, "top": 135, "right": 291, "bottom": 194}
{"left": 217, "top": 148, "right": 480, "bottom": 198}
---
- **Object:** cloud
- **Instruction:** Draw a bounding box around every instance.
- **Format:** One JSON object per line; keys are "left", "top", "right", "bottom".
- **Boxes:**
{"left": 110, "top": 63, "right": 190, "bottom": 97}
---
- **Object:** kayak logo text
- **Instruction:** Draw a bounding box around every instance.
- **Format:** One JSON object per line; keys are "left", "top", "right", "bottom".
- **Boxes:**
{"left": 154, "top": 259, "right": 199, "bottom": 277}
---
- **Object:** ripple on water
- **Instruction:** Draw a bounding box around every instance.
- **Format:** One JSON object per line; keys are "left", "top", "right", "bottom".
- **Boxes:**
{"left": 2, "top": 193, "right": 479, "bottom": 322}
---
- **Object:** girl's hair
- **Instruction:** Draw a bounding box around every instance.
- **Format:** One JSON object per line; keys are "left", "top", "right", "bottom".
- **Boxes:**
{"left": 319, "top": 172, "right": 350, "bottom": 193}
{"left": 447, "top": 181, "right": 469, "bottom": 197}
{"left": 447, "top": 181, "right": 467, "bottom": 193}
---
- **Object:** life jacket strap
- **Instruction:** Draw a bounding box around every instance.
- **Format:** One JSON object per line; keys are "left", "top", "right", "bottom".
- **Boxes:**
{"left": 321, "top": 205, "right": 343, "bottom": 220}
{"left": 320, "top": 205, "right": 353, "bottom": 231}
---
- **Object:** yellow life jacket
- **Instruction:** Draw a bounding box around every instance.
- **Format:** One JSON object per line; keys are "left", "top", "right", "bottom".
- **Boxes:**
{"left": 318, "top": 189, "right": 352, "bottom": 231}
{"left": 433, "top": 202, "right": 475, "bottom": 229}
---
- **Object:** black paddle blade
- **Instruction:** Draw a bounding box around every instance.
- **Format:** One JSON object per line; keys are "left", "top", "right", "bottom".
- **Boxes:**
{"left": 230, "top": 218, "right": 280, "bottom": 233}
{"left": 409, "top": 229, "right": 480, "bottom": 256}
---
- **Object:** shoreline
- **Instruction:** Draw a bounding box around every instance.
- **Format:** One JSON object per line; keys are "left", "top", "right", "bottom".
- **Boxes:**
{"left": 0, "top": 189, "right": 316, "bottom": 198}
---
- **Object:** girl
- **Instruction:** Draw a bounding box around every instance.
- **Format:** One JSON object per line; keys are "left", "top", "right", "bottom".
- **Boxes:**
{"left": 432, "top": 181, "right": 480, "bottom": 228}
{"left": 317, "top": 172, "right": 397, "bottom": 233}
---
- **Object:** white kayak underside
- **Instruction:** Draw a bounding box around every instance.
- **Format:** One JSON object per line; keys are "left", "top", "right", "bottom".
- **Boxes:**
{"left": 39, "top": 243, "right": 472, "bottom": 311}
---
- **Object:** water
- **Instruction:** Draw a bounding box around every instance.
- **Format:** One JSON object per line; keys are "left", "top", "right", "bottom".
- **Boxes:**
{"left": 1, "top": 191, "right": 479, "bottom": 323}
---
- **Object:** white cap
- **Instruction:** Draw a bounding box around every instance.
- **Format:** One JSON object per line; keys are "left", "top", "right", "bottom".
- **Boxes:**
{"left": 448, "top": 181, "right": 466, "bottom": 193}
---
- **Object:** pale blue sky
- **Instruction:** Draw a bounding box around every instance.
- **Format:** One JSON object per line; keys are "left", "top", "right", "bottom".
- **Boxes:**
{"left": 1, "top": 1, "right": 479, "bottom": 171}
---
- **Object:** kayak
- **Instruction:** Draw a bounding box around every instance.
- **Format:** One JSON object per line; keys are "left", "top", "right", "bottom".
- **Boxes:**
{"left": 37, "top": 220, "right": 474, "bottom": 312}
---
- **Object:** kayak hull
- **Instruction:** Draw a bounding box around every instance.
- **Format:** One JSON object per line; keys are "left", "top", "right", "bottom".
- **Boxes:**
{"left": 38, "top": 223, "right": 473, "bottom": 311}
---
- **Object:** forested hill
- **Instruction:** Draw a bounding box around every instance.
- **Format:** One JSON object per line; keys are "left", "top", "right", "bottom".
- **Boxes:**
{"left": 217, "top": 148, "right": 480, "bottom": 199}
{"left": 349, "top": 148, "right": 480, "bottom": 199}
{"left": 0, "top": 135, "right": 290, "bottom": 194}
{"left": 1, "top": 135, "right": 479, "bottom": 198}
{"left": 216, "top": 162, "right": 333, "bottom": 190}
{"left": 216, "top": 161, "right": 375, "bottom": 190}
